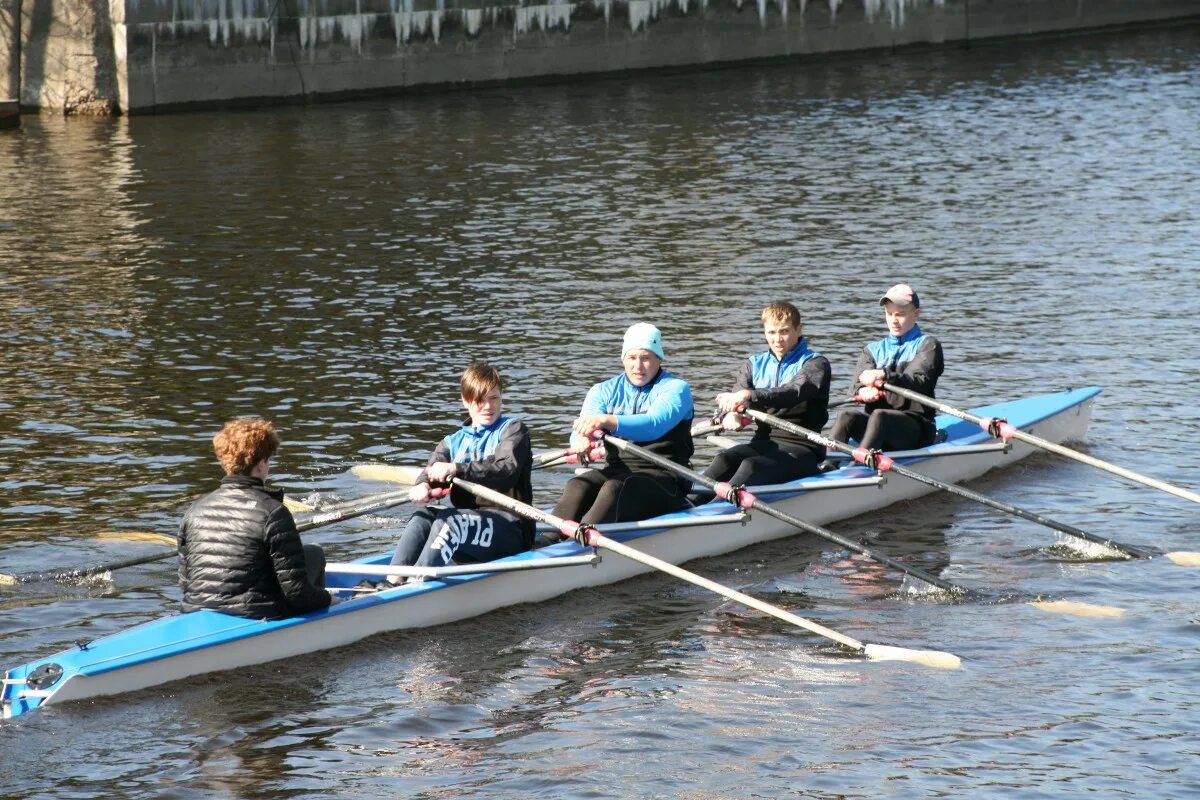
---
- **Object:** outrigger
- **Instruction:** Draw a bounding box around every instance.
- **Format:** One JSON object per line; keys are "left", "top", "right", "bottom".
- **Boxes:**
{"left": 3, "top": 387, "right": 1118, "bottom": 719}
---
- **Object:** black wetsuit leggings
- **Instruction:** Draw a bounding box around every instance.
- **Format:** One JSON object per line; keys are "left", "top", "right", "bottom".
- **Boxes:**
{"left": 695, "top": 440, "right": 821, "bottom": 503}
{"left": 552, "top": 467, "right": 690, "bottom": 526}
{"left": 829, "top": 409, "right": 933, "bottom": 451}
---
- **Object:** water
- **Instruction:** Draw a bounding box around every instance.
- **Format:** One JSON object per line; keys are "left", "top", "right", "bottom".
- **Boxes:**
{"left": 2, "top": 23, "right": 1200, "bottom": 798}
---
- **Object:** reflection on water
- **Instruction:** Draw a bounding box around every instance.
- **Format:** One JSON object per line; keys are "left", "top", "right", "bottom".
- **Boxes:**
{"left": 2, "top": 22, "right": 1200, "bottom": 798}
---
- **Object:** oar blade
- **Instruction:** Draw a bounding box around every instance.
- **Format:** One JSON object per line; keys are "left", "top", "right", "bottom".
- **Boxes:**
{"left": 350, "top": 464, "right": 423, "bottom": 485}
{"left": 862, "top": 643, "right": 962, "bottom": 670}
{"left": 1028, "top": 599, "right": 1126, "bottom": 618}
{"left": 95, "top": 531, "right": 178, "bottom": 547}
{"left": 283, "top": 496, "right": 314, "bottom": 513}
{"left": 1165, "top": 551, "right": 1200, "bottom": 567}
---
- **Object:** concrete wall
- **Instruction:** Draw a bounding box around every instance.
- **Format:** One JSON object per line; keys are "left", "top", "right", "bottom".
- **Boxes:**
{"left": 1, "top": 0, "right": 19, "bottom": 100}
{"left": 13, "top": 0, "right": 1200, "bottom": 113}
{"left": 13, "top": 0, "right": 121, "bottom": 112}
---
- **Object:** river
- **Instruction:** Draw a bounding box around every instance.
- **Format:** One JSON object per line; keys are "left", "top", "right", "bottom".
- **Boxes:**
{"left": 1, "top": 22, "right": 1198, "bottom": 799}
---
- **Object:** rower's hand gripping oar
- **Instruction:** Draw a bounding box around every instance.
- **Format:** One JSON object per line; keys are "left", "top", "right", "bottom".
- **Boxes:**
{"left": 0, "top": 491, "right": 415, "bottom": 586}
{"left": 446, "top": 476, "right": 960, "bottom": 669}
{"left": 877, "top": 381, "right": 1200, "bottom": 508}
{"left": 533, "top": 443, "right": 607, "bottom": 471}
{"left": 742, "top": 409, "right": 1151, "bottom": 562}
{"left": 595, "top": 432, "right": 965, "bottom": 597}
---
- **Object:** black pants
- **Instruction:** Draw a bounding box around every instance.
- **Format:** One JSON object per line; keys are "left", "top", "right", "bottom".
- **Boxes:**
{"left": 695, "top": 440, "right": 821, "bottom": 503}
{"left": 302, "top": 543, "right": 326, "bottom": 587}
{"left": 552, "top": 467, "right": 690, "bottom": 527}
{"left": 829, "top": 409, "right": 933, "bottom": 451}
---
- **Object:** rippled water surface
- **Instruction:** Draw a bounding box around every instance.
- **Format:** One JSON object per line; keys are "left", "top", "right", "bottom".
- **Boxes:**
{"left": 2, "top": 23, "right": 1199, "bottom": 798}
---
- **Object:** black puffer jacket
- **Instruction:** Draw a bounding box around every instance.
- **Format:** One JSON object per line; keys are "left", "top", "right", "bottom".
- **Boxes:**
{"left": 178, "top": 475, "right": 331, "bottom": 620}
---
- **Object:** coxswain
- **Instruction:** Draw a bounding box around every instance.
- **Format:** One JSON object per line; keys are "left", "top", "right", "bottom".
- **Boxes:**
{"left": 828, "top": 283, "right": 944, "bottom": 453}
{"left": 549, "top": 323, "right": 694, "bottom": 531}
{"left": 697, "top": 301, "right": 831, "bottom": 500}
{"left": 386, "top": 362, "right": 534, "bottom": 579}
{"left": 178, "top": 418, "right": 333, "bottom": 619}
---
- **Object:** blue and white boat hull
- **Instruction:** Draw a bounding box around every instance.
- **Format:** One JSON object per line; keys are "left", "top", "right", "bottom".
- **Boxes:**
{"left": 2, "top": 387, "right": 1100, "bottom": 719}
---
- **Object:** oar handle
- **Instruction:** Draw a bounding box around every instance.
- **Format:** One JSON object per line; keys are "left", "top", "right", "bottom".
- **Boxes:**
{"left": 600, "top": 433, "right": 963, "bottom": 594}
{"left": 743, "top": 409, "right": 867, "bottom": 461}
{"left": 599, "top": 433, "right": 753, "bottom": 508}
{"left": 881, "top": 382, "right": 1200, "bottom": 506}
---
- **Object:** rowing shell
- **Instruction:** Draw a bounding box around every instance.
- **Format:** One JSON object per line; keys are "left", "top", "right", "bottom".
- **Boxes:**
{"left": 2, "top": 387, "right": 1099, "bottom": 719}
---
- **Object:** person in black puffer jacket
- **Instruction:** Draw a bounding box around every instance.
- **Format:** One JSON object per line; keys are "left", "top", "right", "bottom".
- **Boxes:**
{"left": 178, "top": 418, "right": 332, "bottom": 620}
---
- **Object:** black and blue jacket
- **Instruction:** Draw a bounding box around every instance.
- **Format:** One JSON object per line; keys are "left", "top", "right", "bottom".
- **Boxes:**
{"left": 732, "top": 338, "right": 831, "bottom": 455}
{"left": 580, "top": 368, "right": 694, "bottom": 474}
{"left": 847, "top": 325, "right": 944, "bottom": 424}
{"left": 418, "top": 416, "right": 534, "bottom": 540}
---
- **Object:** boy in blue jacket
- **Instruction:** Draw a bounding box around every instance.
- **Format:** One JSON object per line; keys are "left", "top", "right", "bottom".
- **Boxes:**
{"left": 700, "top": 301, "right": 831, "bottom": 497}
{"left": 551, "top": 323, "right": 694, "bottom": 528}
{"left": 829, "top": 284, "right": 944, "bottom": 452}
{"left": 388, "top": 362, "right": 533, "bottom": 574}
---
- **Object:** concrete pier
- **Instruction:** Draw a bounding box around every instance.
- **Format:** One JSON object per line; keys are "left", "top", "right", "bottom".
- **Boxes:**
{"left": 6, "top": 0, "right": 1200, "bottom": 114}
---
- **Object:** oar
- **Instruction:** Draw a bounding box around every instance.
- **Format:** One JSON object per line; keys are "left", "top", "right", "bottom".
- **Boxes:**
{"left": 349, "top": 464, "right": 424, "bottom": 485}
{"left": 596, "top": 434, "right": 965, "bottom": 596}
{"left": 86, "top": 489, "right": 410, "bottom": 547}
{"left": 533, "top": 444, "right": 607, "bottom": 471}
{"left": 878, "top": 382, "right": 1200, "bottom": 506}
{"left": 447, "top": 476, "right": 960, "bottom": 669}
{"left": 0, "top": 492, "right": 416, "bottom": 586}
{"left": 743, "top": 409, "right": 1153, "bottom": 562}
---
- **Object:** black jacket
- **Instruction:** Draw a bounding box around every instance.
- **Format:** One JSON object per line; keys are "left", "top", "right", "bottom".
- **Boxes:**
{"left": 846, "top": 333, "right": 944, "bottom": 427}
{"left": 178, "top": 475, "right": 331, "bottom": 620}
{"left": 732, "top": 351, "right": 832, "bottom": 458}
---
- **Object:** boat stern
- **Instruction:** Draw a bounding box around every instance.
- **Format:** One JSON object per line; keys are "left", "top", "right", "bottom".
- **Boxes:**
{"left": 2, "top": 658, "right": 66, "bottom": 719}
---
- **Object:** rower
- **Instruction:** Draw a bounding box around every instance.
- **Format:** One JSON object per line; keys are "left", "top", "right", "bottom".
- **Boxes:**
{"left": 548, "top": 323, "right": 694, "bottom": 535}
{"left": 828, "top": 283, "right": 944, "bottom": 455}
{"left": 696, "top": 301, "right": 831, "bottom": 502}
{"left": 385, "top": 362, "right": 534, "bottom": 581}
{"left": 178, "top": 418, "right": 333, "bottom": 619}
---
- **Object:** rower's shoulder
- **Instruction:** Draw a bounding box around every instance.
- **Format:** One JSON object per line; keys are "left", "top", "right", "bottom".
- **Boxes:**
{"left": 497, "top": 416, "right": 530, "bottom": 436}
{"left": 657, "top": 370, "right": 692, "bottom": 391}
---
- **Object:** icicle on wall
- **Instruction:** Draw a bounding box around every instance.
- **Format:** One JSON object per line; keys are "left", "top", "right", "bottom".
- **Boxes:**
{"left": 513, "top": 4, "right": 572, "bottom": 36}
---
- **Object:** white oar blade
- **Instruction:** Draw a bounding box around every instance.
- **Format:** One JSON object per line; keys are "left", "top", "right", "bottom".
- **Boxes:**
{"left": 283, "top": 496, "right": 314, "bottom": 513}
{"left": 350, "top": 464, "right": 423, "bottom": 485}
{"left": 95, "top": 531, "right": 177, "bottom": 546}
{"left": 1028, "top": 599, "right": 1125, "bottom": 618}
{"left": 1165, "top": 551, "right": 1200, "bottom": 567}
{"left": 863, "top": 644, "right": 962, "bottom": 670}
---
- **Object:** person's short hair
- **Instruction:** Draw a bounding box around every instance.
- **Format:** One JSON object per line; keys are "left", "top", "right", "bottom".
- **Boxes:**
{"left": 761, "top": 301, "right": 802, "bottom": 329}
{"left": 460, "top": 361, "right": 504, "bottom": 404}
{"left": 213, "top": 418, "right": 280, "bottom": 476}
